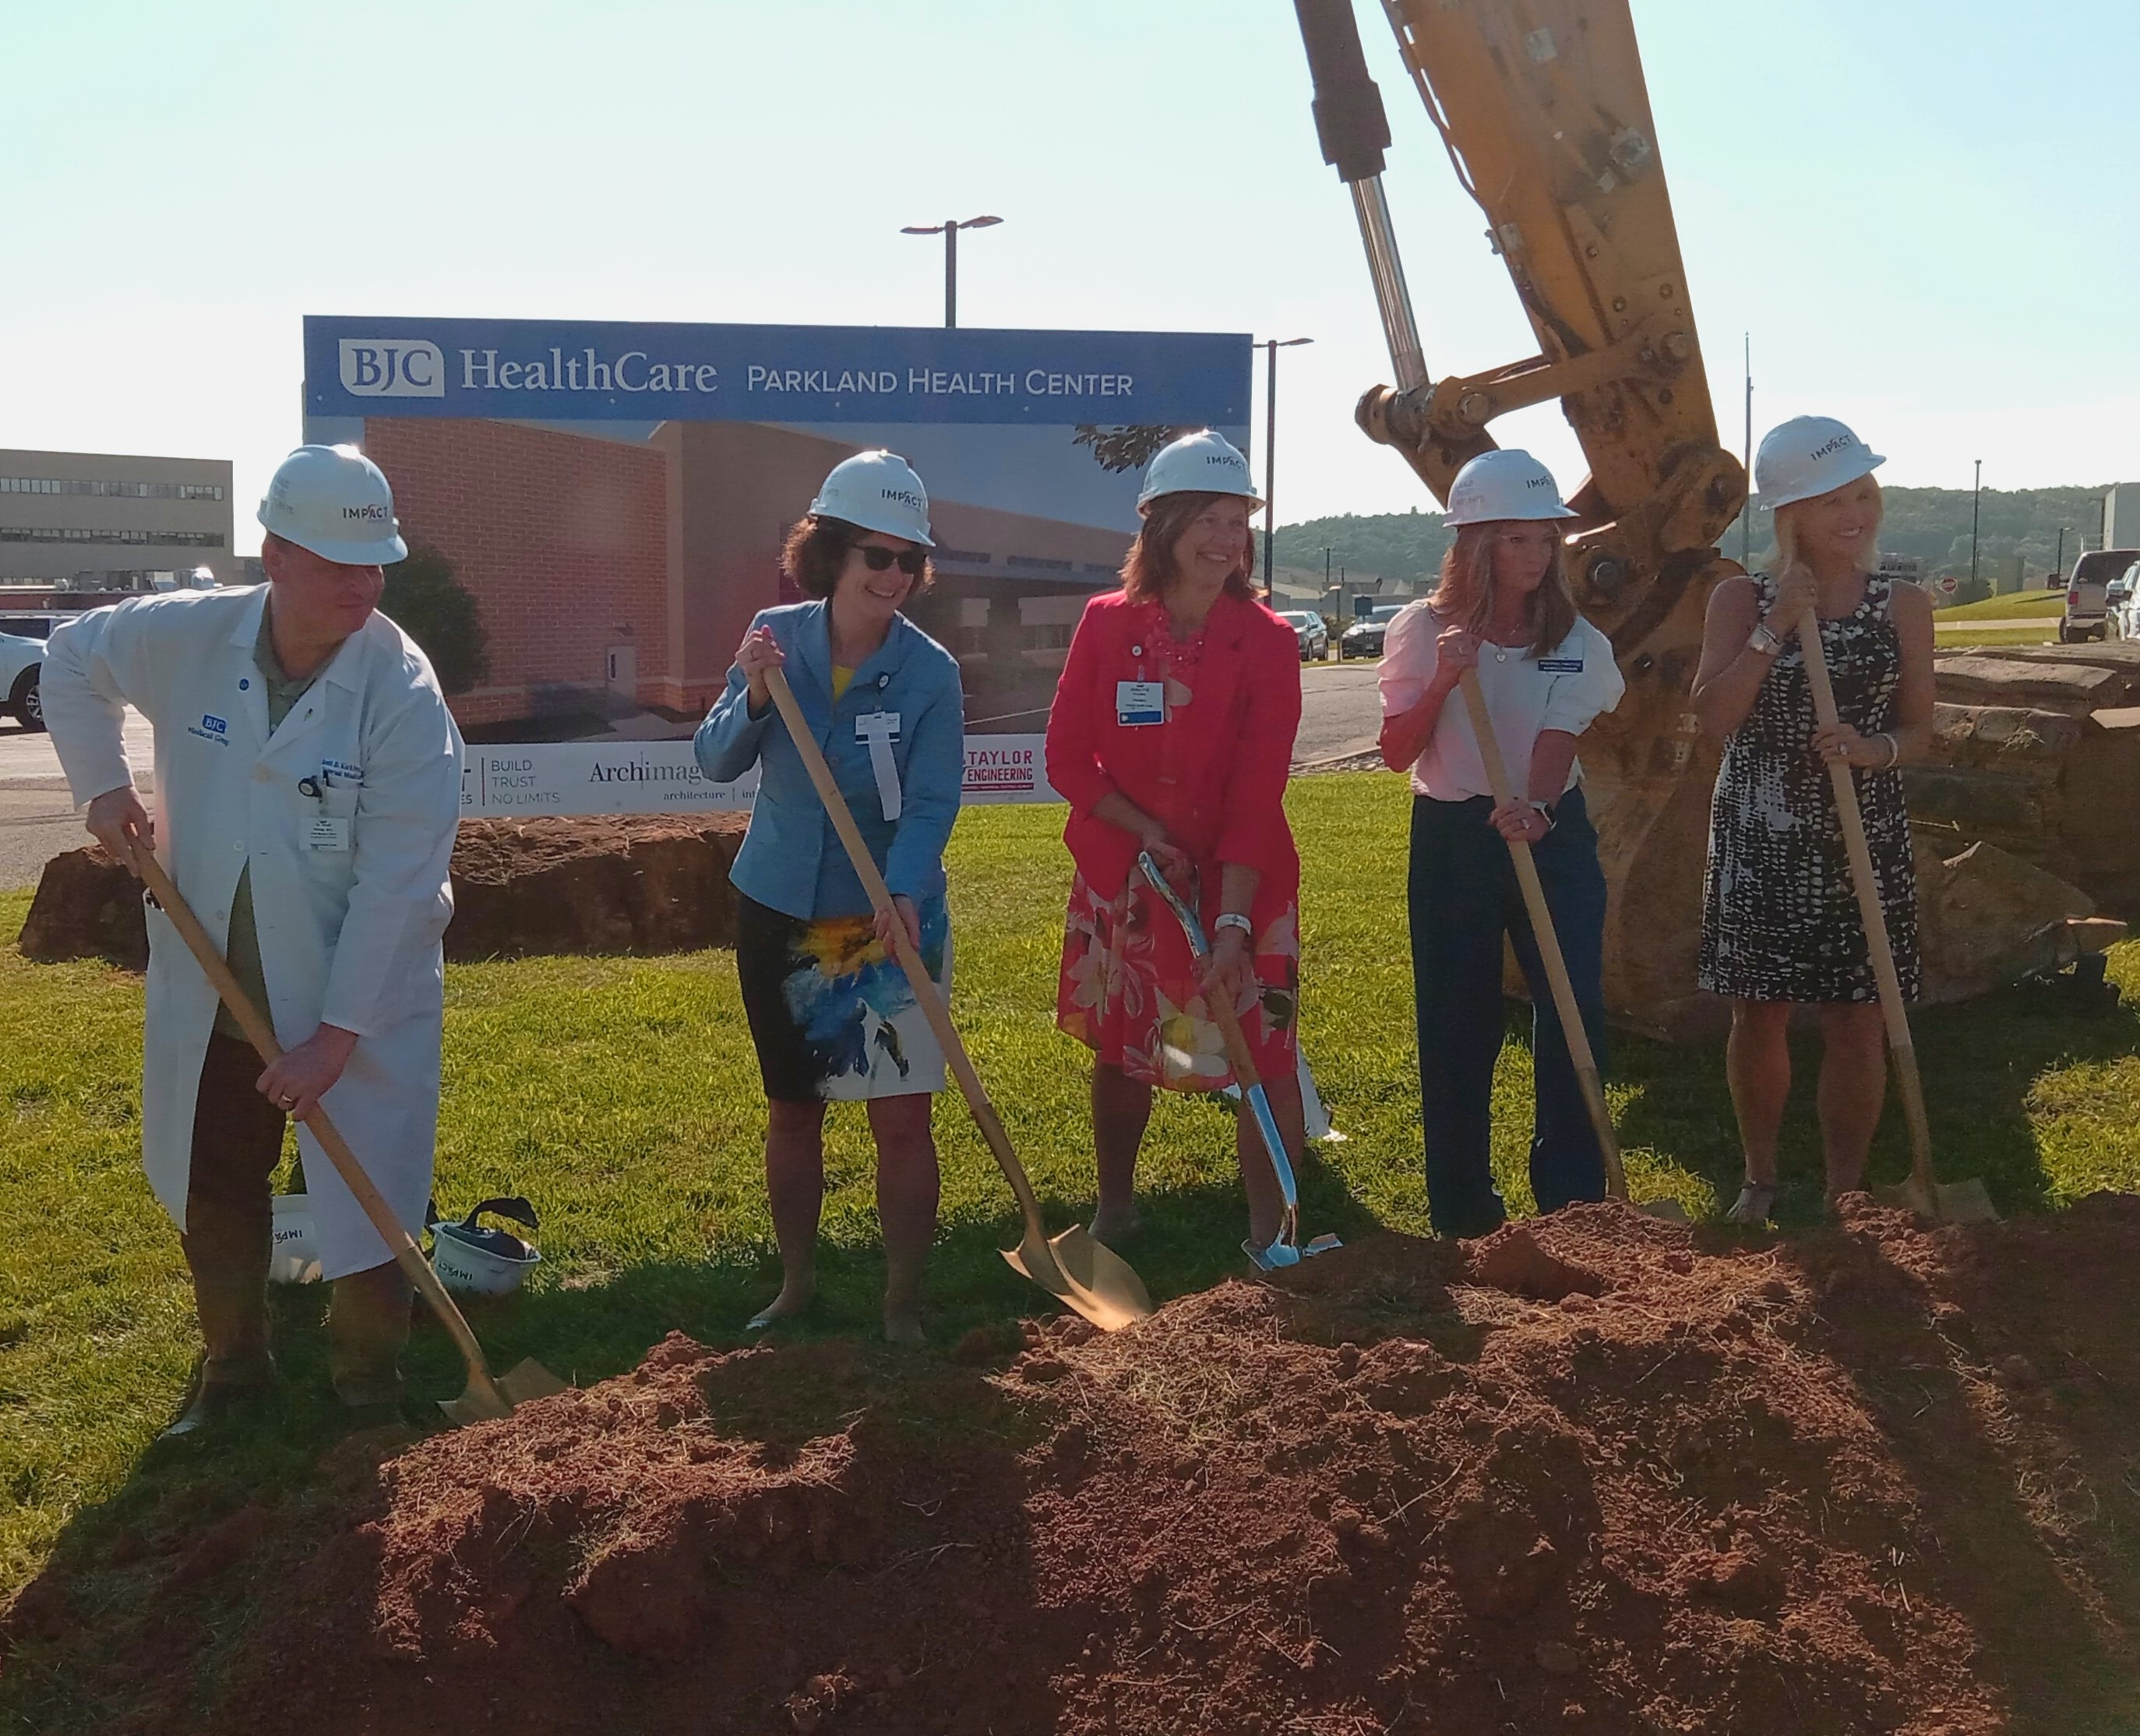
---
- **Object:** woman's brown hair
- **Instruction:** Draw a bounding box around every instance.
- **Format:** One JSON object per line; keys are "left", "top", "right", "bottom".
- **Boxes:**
{"left": 1430, "top": 520, "right": 1578, "bottom": 657}
{"left": 780, "top": 514, "right": 936, "bottom": 602}
{"left": 1120, "top": 491, "right": 1256, "bottom": 605}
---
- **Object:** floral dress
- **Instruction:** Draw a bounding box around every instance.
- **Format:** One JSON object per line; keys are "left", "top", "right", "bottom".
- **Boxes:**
{"left": 1698, "top": 570, "right": 1920, "bottom": 1004}
{"left": 1053, "top": 605, "right": 1301, "bottom": 1089}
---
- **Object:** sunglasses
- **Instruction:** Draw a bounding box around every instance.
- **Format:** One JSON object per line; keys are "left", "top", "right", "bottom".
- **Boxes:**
{"left": 857, "top": 545, "right": 928, "bottom": 578}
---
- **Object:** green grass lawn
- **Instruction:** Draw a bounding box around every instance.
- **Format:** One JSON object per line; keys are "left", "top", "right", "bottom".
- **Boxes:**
{"left": 1934, "top": 590, "right": 2066, "bottom": 620}
{"left": 6, "top": 773, "right": 2140, "bottom": 1696}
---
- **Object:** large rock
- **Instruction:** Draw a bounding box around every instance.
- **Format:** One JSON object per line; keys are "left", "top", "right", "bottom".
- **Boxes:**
{"left": 16, "top": 814, "right": 752, "bottom": 971}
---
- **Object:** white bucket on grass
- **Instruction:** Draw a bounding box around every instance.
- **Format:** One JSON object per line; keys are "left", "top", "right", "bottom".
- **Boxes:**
{"left": 269, "top": 1194, "right": 323, "bottom": 1285}
{"left": 428, "top": 1219, "right": 541, "bottom": 1296}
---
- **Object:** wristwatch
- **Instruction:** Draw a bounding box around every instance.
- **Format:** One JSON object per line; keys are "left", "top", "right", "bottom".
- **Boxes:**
{"left": 1213, "top": 911, "right": 1253, "bottom": 938}
{"left": 1527, "top": 799, "right": 1557, "bottom": 833}
{"left": 1747, "top": 622, "right": 1784, "bottom": 657}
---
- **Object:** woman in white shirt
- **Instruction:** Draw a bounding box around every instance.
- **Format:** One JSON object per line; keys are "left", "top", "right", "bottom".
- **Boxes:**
{"left": 1377, "top": 450, "right": 1626, "bottom": 1238}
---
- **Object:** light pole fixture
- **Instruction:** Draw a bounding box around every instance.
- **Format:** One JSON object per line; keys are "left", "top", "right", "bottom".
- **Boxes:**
{"left": 1971, "top": 458, "right": 1983, "bottom": 593}
{"left": 1257, "top": 336, "right": 1313, "bottom": 595}
{"left": 900, "top": 216, "right": 1003, "bottom": 329}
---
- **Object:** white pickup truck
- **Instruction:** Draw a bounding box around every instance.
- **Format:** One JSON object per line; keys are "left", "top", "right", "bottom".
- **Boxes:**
{"left": 2061, "top": 549, "right": 2140, "bottom": 643}
{"left": 0, "top": 613, "right": 59, "bottom": 731}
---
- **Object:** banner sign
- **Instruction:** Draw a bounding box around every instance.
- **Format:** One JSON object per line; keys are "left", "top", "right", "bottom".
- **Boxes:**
{"left": 460, "top": 736, "right": 1057, "bottom": 819}
{"left": 306, "top": 316, "right": 1250, "bottom": 428}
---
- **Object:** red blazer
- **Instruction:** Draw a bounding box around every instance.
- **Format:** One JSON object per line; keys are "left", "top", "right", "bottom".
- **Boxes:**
{"left": 1046, "top": 589, "right": 1302, "bottom": 902}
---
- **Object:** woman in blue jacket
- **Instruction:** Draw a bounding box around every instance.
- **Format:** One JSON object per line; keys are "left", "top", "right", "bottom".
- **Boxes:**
{"left": 695, "top": 451, "right": 966, "bottom": 1343}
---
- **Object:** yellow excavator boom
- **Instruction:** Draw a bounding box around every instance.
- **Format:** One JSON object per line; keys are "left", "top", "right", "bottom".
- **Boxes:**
{"left": 1296, "top": 0, "right": 1748, "bottom": 1031}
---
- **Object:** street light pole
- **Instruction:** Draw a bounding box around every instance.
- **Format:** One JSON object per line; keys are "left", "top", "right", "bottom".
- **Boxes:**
{"left": 899, "top": 215, "right": 1003, "bottom": 329}
{"left": 1255, "top": 336, "right": 1313, "bottom": 597}
{"left": 1970, "top": 459, "right": 1983, "bottom": 593}
{"left": 1740, "top": 333, "right": 1753, "bottom": 569}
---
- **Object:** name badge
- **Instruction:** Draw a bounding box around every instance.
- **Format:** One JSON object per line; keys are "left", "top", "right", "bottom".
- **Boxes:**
{"left": 306, "top": 816, "right": 352, "bottom": 853}
{"left": 1116, "top": 680, "right": 1165, "bottom": 727}
{"left": 1537, "top": 657, "right": 1585, "bottom": 673}
{"left": 855, "top": 712, "right": 903, "bottom": 822}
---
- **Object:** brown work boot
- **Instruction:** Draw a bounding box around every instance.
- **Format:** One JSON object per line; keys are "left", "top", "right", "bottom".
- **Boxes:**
{"left": 328, "top": 1260, "right": 414, "bottom": 1410}
{"left": 161, "top": 1367, "right": 275, "bottom": 1439}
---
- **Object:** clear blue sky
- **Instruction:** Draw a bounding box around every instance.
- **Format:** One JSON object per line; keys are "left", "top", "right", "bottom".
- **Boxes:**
{"left": 6, "top": 0, "right": 2134, "bottom": 550}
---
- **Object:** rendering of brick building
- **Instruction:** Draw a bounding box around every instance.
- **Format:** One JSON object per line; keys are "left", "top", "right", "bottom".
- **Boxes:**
{"left": 363, "top": 417, "right": 1130, "bottom": 731}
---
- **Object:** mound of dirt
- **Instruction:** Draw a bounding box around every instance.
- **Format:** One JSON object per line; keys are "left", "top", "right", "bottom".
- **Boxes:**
{"left": 17, "top": 1198, "right": 2140, "bottom": 1734}
{"left": 17, "top": 813, "right": 750, "bottom": 971}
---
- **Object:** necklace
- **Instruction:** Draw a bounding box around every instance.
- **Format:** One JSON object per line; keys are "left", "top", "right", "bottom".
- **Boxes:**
{"left": 1148, "top": 603, "right": 1205, "bottom": 706}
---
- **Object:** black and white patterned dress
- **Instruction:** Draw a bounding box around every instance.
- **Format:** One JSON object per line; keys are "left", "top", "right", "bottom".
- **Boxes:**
{"left": 1698, "top": 570, "right": 1920, "bottom": 1003}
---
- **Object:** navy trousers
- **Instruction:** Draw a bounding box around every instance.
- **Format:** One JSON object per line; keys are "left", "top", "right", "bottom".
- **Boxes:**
{"left": 1407, "top": 787, "right": 1610, "bottom": 1239}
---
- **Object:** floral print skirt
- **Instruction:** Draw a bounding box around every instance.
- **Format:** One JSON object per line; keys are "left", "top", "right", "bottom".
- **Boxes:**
{"left": 736, "top": 893, "right": 950, "bottom": 1102}
{"left": 1056, "top": 864, "right": 1300, "bottom": 1092}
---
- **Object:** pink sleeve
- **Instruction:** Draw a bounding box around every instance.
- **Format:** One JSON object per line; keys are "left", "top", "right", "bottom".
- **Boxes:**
{"left": 1216, "top": 618, "right": 1303, "bottom": 874}
{"left": 1045, "top": 604, "right": 1118, "bottom": 818}
{"left": 1377, "top": 604, "right": 1437, "bottom": 716}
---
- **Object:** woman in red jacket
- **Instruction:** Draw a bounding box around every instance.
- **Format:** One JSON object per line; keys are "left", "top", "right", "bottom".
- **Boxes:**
{"left": 1045, "top": 430, "right": 1305, "bottom": 1254}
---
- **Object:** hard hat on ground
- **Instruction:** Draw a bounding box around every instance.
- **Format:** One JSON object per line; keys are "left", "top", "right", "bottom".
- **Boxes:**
{"left": 1755, "top": 416, "right": 1885, "bottom": 511}
{"left": 256, "top": 444, "right": 407, "bottom": 566}
{"left": 1137, "top": 429, "right": 1263, "bottom": 512}
{"left": 1444, "top": 449, "right": 1578, "bottom": 526}
{"left": 809, "top": 450, "right": 936, "bottom": 546}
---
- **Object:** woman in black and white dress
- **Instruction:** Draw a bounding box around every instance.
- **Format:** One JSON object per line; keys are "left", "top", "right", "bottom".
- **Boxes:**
{"left": 1691, "top": 417, "right": 1934, "bottom": 1222}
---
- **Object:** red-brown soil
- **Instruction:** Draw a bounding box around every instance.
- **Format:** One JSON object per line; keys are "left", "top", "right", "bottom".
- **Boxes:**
{"left": 14, "top": 1196, "right": 2140, "bottom": 1734}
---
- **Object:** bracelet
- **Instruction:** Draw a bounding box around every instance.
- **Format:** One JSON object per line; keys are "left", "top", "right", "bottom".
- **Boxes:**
{"left": 1876, "top": 732, "right": 1899, "bottom": 769}
{"left": 1747, "top": 622, "right": 1783, "bottom": 657}
{"left": 1213, "top": 911, "right": 1253, "bottom": 938}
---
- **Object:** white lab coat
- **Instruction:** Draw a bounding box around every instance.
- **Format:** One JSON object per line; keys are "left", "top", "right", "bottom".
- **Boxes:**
{"left": 41, "top": 586, "right": 463, "bottom": 1280}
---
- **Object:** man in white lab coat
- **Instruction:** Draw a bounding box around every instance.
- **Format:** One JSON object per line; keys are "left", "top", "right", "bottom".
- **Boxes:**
{"left": 41, "top": 444, "right": 464, "bottom": 1434}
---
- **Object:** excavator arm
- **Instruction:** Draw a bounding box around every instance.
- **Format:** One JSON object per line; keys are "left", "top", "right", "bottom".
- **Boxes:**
{"left": 1295, "top": 0, "right": 1747, "bottom": 1031}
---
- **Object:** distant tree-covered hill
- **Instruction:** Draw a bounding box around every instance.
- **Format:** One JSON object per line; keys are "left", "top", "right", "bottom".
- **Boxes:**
{"left": 1274, "top": 484, "right": 2116, "bottom": 595}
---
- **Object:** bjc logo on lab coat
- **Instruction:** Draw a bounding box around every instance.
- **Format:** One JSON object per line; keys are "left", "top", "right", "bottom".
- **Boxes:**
{"left": 338, "top": 340, "right": 446, "bottom": 398}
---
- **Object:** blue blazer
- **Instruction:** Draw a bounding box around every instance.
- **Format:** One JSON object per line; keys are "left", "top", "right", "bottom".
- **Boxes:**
{"left": 696, "top": 601, "right": 966, "bottom": 921}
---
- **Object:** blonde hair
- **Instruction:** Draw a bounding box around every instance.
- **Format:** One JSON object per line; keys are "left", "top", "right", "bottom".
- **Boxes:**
{"left": 1772, "top": 476, "right": 1884, "bottom": 576}
{"left": 1430, "top": 521, "right": 1578, "bottom": 657}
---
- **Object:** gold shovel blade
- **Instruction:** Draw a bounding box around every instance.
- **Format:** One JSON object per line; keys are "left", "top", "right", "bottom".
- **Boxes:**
{"left": 1876, "top": 1177, "right": 2001, "bottom": 1225}
{"left": 1003, "top": 1224, "right": 1153, "bottom": 1333}
{"left": 437, "top": 1357, "right": 569, "bottom": 1427}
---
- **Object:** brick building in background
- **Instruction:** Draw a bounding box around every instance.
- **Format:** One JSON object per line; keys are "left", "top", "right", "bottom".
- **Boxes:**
{"left": 363, "top": 417, "right": 1128, "bottom": 732}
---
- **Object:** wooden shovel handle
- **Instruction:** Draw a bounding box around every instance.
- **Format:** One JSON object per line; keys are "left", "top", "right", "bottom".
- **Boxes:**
{"left": 132, "top": 850, "right": 505, "bottom": 1410}
{"left": 760, "top": 667, "right": 1050, "bottom": 1238}
{"left": 1793, "top": 614, "right": 1936, "bottom": 1192}
{"left": 1456, "top": 671, "right": 1630, "bottom": 1202}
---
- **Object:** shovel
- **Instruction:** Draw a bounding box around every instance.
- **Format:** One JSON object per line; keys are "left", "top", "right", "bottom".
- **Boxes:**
{"left": 1455, "top": 673, "right": 1688, "bottom": 1223}
{"left": 1136, "top": 852, "right": 1341, "bottom": 1271}
{"left": 133, "top": 850, "right": 567, "bottom": 1424}
{"left": 1794, "top": 613, "right": 1997, "bottom": 1224}
{"left": 763, "top": 667, "right": 1152, "bottom": 1332}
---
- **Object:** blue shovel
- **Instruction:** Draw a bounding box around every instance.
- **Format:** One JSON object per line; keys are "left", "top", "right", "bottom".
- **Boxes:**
{"left": 1137, "top": 853, "right": 1341, "bottom": 1272}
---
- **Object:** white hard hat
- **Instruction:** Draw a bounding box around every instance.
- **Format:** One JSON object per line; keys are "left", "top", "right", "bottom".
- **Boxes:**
{"left": 1443, "top": 449, "right": 1578, "bottom": 526}
{"left": 1754, "top": 415, "right": 1885, "bottom": 511}
{"left": 808, "top": 450, "right": 935, "bottom": 547}
{"left": 256, "top": 444, "right": 407, "bottom": 565}
{"left": 1137, "top": 429, "right": 1263, "bottom": 512}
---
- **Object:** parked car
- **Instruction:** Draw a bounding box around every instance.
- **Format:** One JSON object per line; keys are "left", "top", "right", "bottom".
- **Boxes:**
{"left": 1338, "top": 602, "right": 1406, "bottom": 660}
{"left": 2061, "top": 549, "right": 2140, "bottom": 643}
{"left": 0, "top": 613, "right": 61, "bottom": 642}
{"left": 0, "top": 631, "right": 44, "bottom": 730}
{"left": 1278, "top": 608, "right": 1329, "bottom": 661}
{"left": 2109, "top": 561, "right": 2140, "bottom": 642}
